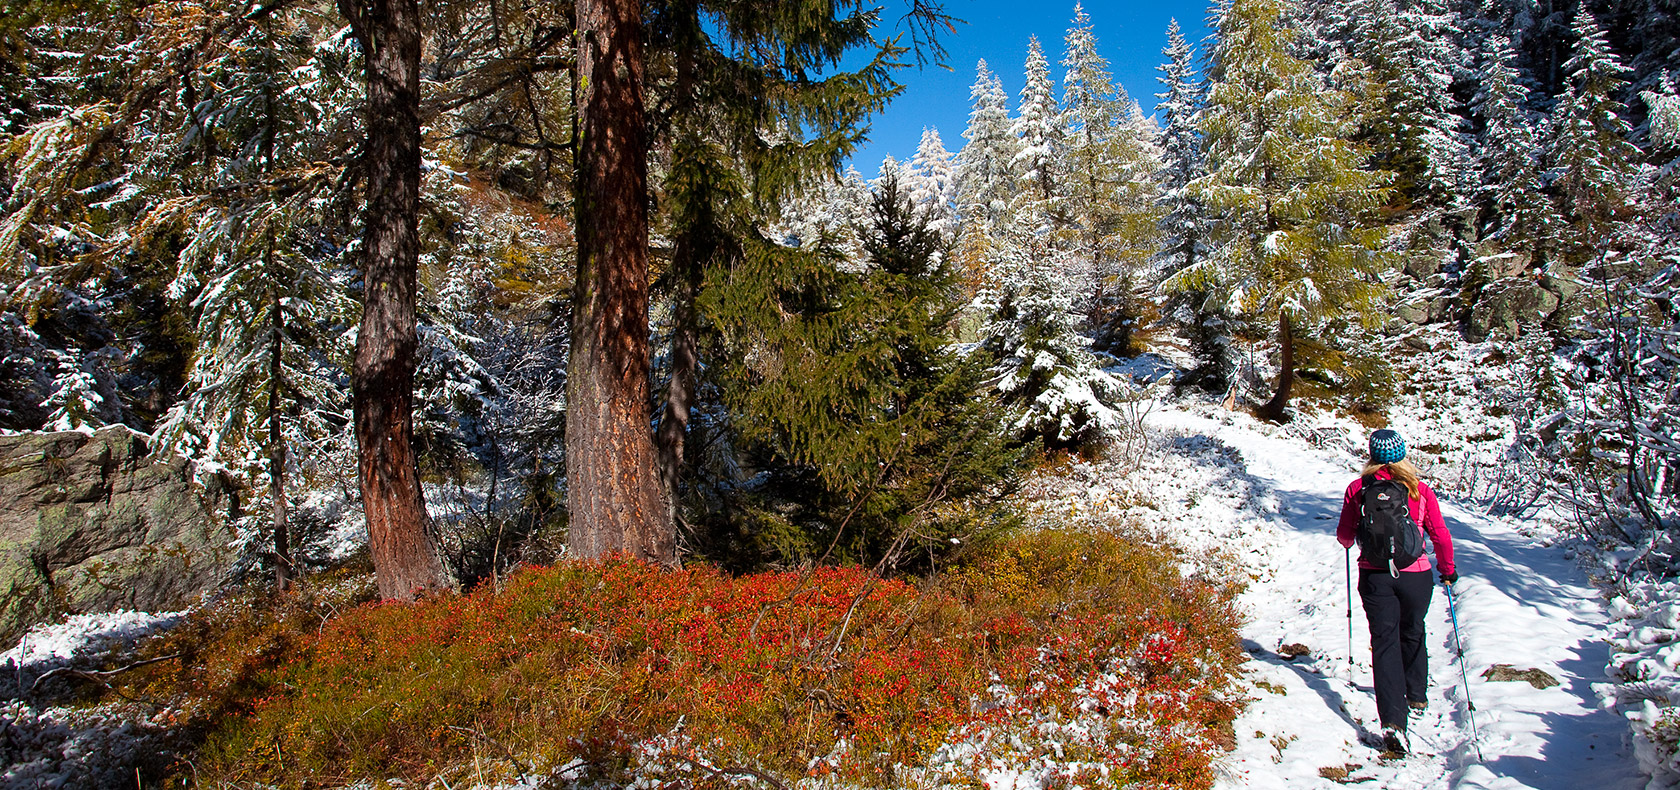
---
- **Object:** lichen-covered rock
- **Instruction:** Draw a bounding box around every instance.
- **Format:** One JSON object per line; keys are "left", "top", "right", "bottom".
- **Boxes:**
{"left": 0, "top": 426, "right": 235, "bottom": 645}
{"left": 1467, "top": 278, "right": 1560, "bottom": 341}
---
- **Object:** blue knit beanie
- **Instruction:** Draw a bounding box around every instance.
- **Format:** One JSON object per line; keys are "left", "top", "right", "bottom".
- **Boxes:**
{"left": 1369, "top": 429, "right": 1407, "bottom": 464}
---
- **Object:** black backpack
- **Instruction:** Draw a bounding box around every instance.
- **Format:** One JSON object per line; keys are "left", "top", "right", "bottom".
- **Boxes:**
{"left": 1357, "top": 475, "right": 1424, "bottom": 575}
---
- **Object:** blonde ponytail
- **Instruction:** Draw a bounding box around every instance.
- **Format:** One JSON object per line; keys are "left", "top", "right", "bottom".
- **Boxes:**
{"left": 1361, "top": 458, "right": 1422, "bottom": 501}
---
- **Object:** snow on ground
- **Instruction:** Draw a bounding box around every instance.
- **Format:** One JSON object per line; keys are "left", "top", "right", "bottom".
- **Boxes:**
{"left": 1059, "top": 397, "right": 1643, "bottom": 789}
{"left": 0, "top": 611, "right": 181, "bottom": 682}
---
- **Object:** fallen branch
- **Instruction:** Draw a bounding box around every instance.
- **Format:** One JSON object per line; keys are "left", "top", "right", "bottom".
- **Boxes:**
{"left": 29, "top": 653, "right": 182, "bottom": 694}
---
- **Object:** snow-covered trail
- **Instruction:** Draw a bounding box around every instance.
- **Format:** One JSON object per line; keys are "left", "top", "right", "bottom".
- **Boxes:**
{"left": 1147, "top": 408, "right": 1643, "bottom": 790}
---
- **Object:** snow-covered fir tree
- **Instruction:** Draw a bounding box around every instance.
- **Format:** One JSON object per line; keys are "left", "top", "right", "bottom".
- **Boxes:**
{"left": 905, "top": 127, "right": 958, "bottom": 240}
{"left": 149, "top": 9, "right": 363, "bottom": 587}
{"left": 1058, "top": 3, "right": 1162, "bottom": 352}
{"left": 1176, "top": 0, "right": 1392, "bottom": 421}
{"left": 1473, "top": 34, "right": 1560, "bottom": 267}
{"left": 1154, "top": 19, "right": 1230, "bottom": 392}
{"left": 1012, "top": 37, "right": 1065, "bottom": 228}
{"left": 979, "top": 223, "right": 1125, "bottom": 449}
{"left": 1547, "top": 7, "right": 1643, "bottom": 252}
{"left": 956, "top": 59, "right": 1022, "bottom": 234}
{"left": 1346, "top": 0, "right": 1471, "bottom": 214}
{"left": 40, "top": 349, "right": 105, "bottom": 432}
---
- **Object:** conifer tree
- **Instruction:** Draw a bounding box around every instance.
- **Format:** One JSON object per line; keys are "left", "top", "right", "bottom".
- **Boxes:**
{"left": 147, "top": 10, "right": 362, "bottom": 591}
{"left": 1175, "top": 0, "right": 1392, "bottom": 422}
{"left": 41, "top": 349, "right": 105, "bottom": 432}
{"left": 645, "top": 0, "right": 939, "bottom": 551}
{"left": 1155, "top": 19, "right": 1228, "bottom": 391}
{"left": 1547, "top": 7, "right": 1642, "bottom": 252}
{"left": 1058, "top": 4, "right": 1162, "bottom": 352}
{"left": 957, "top": 59, "right": 1022, "bottom": 233}
{"left": 1012, "top": 36, "right": 1064, "bottom": 227}
{"left": 1474, "top": 34, "right": 1559, "bottom": 266}
{"left": 980, "top": 221, "right": 1125, "bottom": 448}
{"left": 338, "top": 0, "right": 455, "bottom": 597}
{"left": 701, "top": 171, "right": 1017, "bottom": 567}
{"left": 905, "top": 127, "right": 958, "bottom": 239}
{"left": 1347, "top": 0, "right": 1471, "bottom": 213}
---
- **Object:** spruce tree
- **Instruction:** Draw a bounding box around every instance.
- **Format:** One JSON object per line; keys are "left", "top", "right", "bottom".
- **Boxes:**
{"left": 1012, "top": 36, "right": 1064, "bottom": 227}
{"left": 980, "top": 219, "right": 1125, "bottom": 449}
{"left": 905, "top": 127, "right": 959, "bottom": 240}
{"left": 701, "top": 171, "right": 1017, "bottom": 568}
{"left": 957, "top": 59, "right": 1023, "bottom": 233}
{"left": 1474, "top": 34, "right": 1559, "bottom": 267}
{"left": 1346, "top": 0, "right": 1471, "bottom": 213}
{"left": 1058, "top": 4, "right": 1163, "bottom": 353}
{"left": 1176, "top": 0, "right": 1392, "bottom": 422}
{"left": 1547, "top": 7, "right": 1642, "bottom": 252}
{"left": 1155, "top": 19, "right": 1228, "bottom": 392}
{"left": 146, "top": 10, "right": 362, "bottom": 591}
{"left": 644, "top": 0, "right": 944, "bottom": 554}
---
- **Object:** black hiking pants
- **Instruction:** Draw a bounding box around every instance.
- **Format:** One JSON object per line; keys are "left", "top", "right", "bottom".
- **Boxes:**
{"left": 1358, "top": 568, "right": 1433, "bottom": 730}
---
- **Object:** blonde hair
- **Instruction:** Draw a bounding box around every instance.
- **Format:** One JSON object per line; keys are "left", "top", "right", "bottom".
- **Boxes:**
{"left": 1362, "top": 458, "right": 1422, "bottom": 501}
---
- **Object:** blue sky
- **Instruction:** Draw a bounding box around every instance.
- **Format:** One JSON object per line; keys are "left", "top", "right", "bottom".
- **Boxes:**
{"left": 846, "top": 0, "right": 1215, "bottom": 173}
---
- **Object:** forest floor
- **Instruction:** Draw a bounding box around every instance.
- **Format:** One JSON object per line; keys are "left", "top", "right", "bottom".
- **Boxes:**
{"left": 1084, "top": 400, "right": 1646, "bottom": 790}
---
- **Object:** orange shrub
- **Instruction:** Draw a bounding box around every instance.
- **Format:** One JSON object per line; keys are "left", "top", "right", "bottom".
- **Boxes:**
{"left": 138, "top": 528, "right": 1241, "bottom": 789}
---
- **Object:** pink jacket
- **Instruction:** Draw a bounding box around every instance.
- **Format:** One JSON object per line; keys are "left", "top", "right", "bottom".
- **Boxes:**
{"left": 1336, "top": 468, "right": 1454, "bottom": 575}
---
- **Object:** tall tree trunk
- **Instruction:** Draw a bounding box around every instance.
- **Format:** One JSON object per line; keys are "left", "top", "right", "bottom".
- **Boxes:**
{"left": 656, "top": 232, "right": 700, "bottom": 528}
{"left": 266, "top": 243, "right": 292, "bottom": 593}
{"left": 341, "top": 0, "right": 453, "bottom": 599}
{"left": 568, "top": 0, "right": 676, "bottom": 564}
{"left": 1260, "top": 311, "right": 1294, "bottom": 423}
{"left": 261, "top": 84, "right": 292, "bottom": 594}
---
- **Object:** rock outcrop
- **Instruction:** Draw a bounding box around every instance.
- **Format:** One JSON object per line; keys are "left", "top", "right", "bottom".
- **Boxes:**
{"left": 0, "top": 426, "right": 236, "bottom": 645}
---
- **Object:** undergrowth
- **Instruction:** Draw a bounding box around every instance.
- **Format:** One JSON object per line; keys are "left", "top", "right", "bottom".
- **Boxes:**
{"left": 119, "top": 528, "right": 1243, "bottom": 789}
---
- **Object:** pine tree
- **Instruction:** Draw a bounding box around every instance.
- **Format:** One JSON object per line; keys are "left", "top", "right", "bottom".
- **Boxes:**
{"left": 980, "top": 221, "right": 1126, "bottom": 448}
{"left": 1154, "top": 19, "right": 1228, "bottom": 392}
{"left": 1474, "top": 34, "right": 1559, "bottom": 267}
{"left": 1058, "top": 4, "right": 1162, "bottom": 352}
{"left": 1012, "top": 36, "right": 1064, "bottom": 227}
{"left": 957, "top": 59, "right": 1022, "bottom": 233}
{"left": 1175, "top": 0, "right": 1392, "bottom": 422}
{"left": 701, "top": 171, "right": 1017, "bottom": 568}
{"left": 1547, "top": 7, "right": 1642, "bottom": 252}
{"left": 41, "top": 349, "right": 105, "bottom": 432}
{"left": 905, "top": 127, "right": 958, "bottom": 239}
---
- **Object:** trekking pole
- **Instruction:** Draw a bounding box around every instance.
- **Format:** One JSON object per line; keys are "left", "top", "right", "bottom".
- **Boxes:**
{"left": 1346, "top": 547, "right": 1354, "bottom": 676}
{"left": 1445, "top": 583, "right": 1485, "bottom": 761}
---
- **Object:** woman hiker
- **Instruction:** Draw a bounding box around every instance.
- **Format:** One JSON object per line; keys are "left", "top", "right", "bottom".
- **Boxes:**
{"left": 1336, "top": 428, "right": 1456, "bottom": 756}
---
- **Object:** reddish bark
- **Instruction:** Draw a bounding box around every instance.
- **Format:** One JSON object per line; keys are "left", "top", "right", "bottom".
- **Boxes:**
{"left": 341, "top": 0, "right": 453, "bottom": 599}
{"left": 567, "top": 0, "right": 676, "bottom": 564}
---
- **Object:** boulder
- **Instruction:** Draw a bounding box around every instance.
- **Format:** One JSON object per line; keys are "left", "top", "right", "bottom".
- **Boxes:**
{"left": 1394, "top": 298, "right": 1431, "bottom": 325}
{"left": 0, "top": 426, "right": 237, "bottom": 645}
{"left": 1467, "top": 278, "right": 1560, "bottom": 341}
{"left": 1539, "top": 264, "right": 1583, "bottom": 302}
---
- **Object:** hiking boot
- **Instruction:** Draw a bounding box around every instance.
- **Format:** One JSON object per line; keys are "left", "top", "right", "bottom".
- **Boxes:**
{"left": 1409, "top": 699, "right": 1428, "bottom": 713}
{"left": 1381, "top": 727, "right": 1408, "bottom": 756}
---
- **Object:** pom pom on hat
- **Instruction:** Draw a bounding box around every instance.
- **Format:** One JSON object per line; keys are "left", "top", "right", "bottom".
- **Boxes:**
{"left": 1369, "top": 429, "right": 1407, "bottom": 464}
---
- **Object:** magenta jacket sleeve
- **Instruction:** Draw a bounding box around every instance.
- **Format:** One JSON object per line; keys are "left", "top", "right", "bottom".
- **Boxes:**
{"left": 1337, "top": 478, "right": 1361, "bottom": 549}
{"left": 1419, "top": 482, "right": 1454, "bottom": 575}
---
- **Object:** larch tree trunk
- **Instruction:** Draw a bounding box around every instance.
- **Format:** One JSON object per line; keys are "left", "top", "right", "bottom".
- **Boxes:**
{"left": 1260, "top": 310, "right": 1295, "bottom": 423}
{"left": 341, "top": 0, "right": 454, "bottom": 599}
{"left": 568, "top": 0, "right": 677, "bottom": 564}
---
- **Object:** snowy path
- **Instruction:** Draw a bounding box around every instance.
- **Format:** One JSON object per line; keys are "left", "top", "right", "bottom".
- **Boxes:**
{"left": 1144, "top": 408, "right": 1643, "bottom": 790}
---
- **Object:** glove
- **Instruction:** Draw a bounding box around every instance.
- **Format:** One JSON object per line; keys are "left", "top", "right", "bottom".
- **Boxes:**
{"left": 1439, "top": 570, "right": 1458, "bottom": 586}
